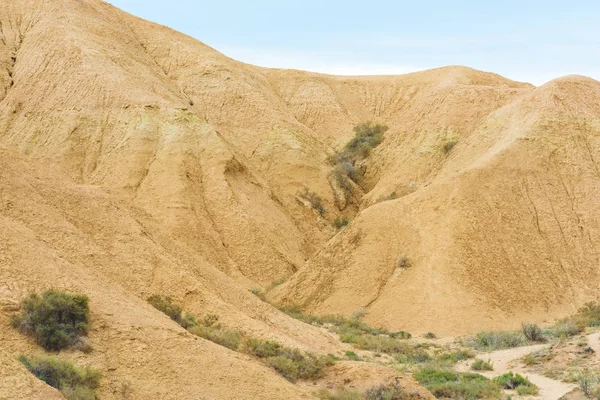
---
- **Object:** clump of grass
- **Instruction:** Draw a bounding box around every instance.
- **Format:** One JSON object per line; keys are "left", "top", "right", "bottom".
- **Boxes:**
{"left": 12, "top": 290, "right": 90, "bottom": 351}
{"left": 299, "top": 187, "right": 327, "bottom": 216}
{"left": 423, "top": 332, "right": 437, "bottom": 339}
{"left": 436, "top": 349, "right": 475, "bottom": 365}
{"left": 466, "top": 330, "right": 528, "bottom": 351}
{"left": 188, "top": 323, "right": 243, "bottom": 350}
{"left": 552, "top": 318, "right": 585, "bottom": 339}
{"left": 522, "top": 322, "right": 546, "bottom": 342}
{"left": 376, "top": 192, "right": 398, "bottom": 203}
{"left": 244, "top": 338, "right": 333, "bottom": 382}
{"left": 364, "top": 379, "right": 410, "bottom": 400}
{"left": 317, "top": 388, "right": 362, "bottom": 400}
{"left": 333, "top": 216, "right": 350, "bottom": 229}
{"left": 19, "top": 355, "right": 100, "bottom": 400}
{"left": 578, "top": 369, "right": 600, "bottom": 398}
{"left": 414, "top": 366, "right": 500, "bottom": 398}
{"left": 471, "top": 359, "right": 494, "bottom": 371}
{"left": 493, "top": 372, "right": 538, "bottom": 394}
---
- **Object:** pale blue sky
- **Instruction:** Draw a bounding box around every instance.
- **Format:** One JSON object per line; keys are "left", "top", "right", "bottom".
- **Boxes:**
{"left": 107, "top": 1, "right": 600, "bottom": 85}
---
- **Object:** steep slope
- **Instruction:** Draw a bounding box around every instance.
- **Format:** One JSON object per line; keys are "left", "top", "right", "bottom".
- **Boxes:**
{"left": 273, "top": 76, "right": 600, "bottom": 335}
{"left": 0, "top": 147, "right": 341, "bottom": 399}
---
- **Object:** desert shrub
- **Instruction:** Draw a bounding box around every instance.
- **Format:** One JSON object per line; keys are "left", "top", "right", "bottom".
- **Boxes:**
{"left": 471, "top": 359, "right": 494, "bottom": 371}
{"left": 493, "top": 372, "right": 532, "bottom": 389}
{"left": 521, "top": 322, "right": 545, "bottom": 342}
{"left": 244, "top": 338, "right": 332, "bottom": 382}
{"left": 423, "top": 332, "right": 436, "bottom": 339}
{"left": 442, "top": 140, "right": 458, "bottom": 154}
{"left": 552, "top": 318, "right": 585, "bottom": 339}
{"left": 19, "top": 355, "right": 100, "bottom": 400}
{"left": 333, "top": 216, "right": 350, "bottom": 229}
{"left": 395, "top": 255, "right": 411, "bottom": 269}
{"left": 467, "top": 330, "right": 527, "bottom": 350}
{"left": 299, "top": 188, "right": 327, "bottom": 216}
{"left": 364, "top": 379, "right": 408, "bottom": 400}
{"left": 578, "top": 369, "right": 600, "bottom": 397}
{"left": 12, "top": 290, "right": 90, "bottom": 351}
{"left": 414, "top": 367, "right": 500, "bottom": 398}
{"left": 147, "top": 295, "right": 182, "bottom": 324}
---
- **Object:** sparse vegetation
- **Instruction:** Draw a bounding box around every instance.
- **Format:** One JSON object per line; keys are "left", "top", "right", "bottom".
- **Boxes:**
{"left": 465, "top": 330, "right": 528, "bottom": 351}
{"left": 12, "top": 290, "right": 90, "bottom": 351}
{"left": 329, "top": 122, "right": 388, "bottom": 200}
{"left": 552, "top": 318, "right": 585, "bottom": 339}
{"left": 148, "top": 296, "right": 333, "bottom": 381}
{"left": 471, "top": 359, "right": 494, "bottom": 371}
{"left": 345, "top": 350, "right": 361, "bottom": 361}
{"left": 414, "top": 366, "right": 500, "bottom": 398}
{"left": 578, "top": 369, "right": 600, "bottom": 398}
{"left": 333, "top": 216, "right": 350, "bottom": 229}
{"left": 244, "top": 338, "right": 333, "bottom": 382}
{"left": 19, "top": 355, "right": 100, "bottom": 400}
{"left": 299, "top": 187, "right": 327, "bottom": 216}
{"left": 493, "top": 372, "right": 538, "bottom": 394}
{"left": 363, "top": 379, "right": 411, "bottom": 400}
{"left": 423, "top": 332, "right": 437, "bottom": 339}
{"left": 317, "top": 388, "right": 362, "bottom": 400}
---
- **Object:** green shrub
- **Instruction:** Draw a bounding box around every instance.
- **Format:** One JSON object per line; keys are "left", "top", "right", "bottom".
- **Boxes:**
{"left": 414, "top": 367, "right": 500, "bottom": 398}
{"left": 147, "top": 295, "right": 182, "bottom": 324}
{"left": 19, "top": 355, "right": 100, "bottom": 400}
{"left": 437, "top": 349, "right": 475, "bottom": 365}
{"left": 521, "top": 322, "right": 545, "bottom": 342}
{"left": 244, "top": 338, "right": 332, "bottom": 382}
{"left": 468, "top": 330, "right": 527, "bottom": 350}
{"left": 12, "top": 290, "right": 90, "bottom": 351}
{"left": 552, "top": 319, "right": 585, "bottom": 338}
{"left": 471, "top": 359, "right": 494, "bottom": 371}
{"left": 333, "top": 216, "right": 350, "bottom": 229}
{"left": 493, "top": 372, "right": 537, "bottom": 392}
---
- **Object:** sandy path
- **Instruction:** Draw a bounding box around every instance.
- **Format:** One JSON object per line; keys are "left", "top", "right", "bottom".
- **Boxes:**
{"left": 457, "top": 344, "right": 576, "bottom": 400}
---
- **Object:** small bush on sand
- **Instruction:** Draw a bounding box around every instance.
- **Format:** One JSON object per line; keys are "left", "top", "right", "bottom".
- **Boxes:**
{"left": 442, "top": 140, "right": 458, "bottom": 154}
{"left": 12, "top": 290, "right": 90, "bottom": 351}
{"left": 19, "top": 355, "right": 100, "bottom": 400}
{"left": 364, "top": 379, "right": 409, "bottom": 400}
{"left": 471, "top": 359, "right": 494, "bottom": 371}
{"left": 576, "top": 302, "right": 600, "bottom": 327}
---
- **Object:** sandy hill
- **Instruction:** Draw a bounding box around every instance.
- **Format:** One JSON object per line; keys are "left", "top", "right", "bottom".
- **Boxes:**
{"left": 1, "top": 0, "right": 600, "bottom": 398}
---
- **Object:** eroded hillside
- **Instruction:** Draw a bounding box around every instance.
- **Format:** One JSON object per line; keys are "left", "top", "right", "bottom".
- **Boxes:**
{"left": 1, "top": 0, "right": 600, "bottom": 398}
